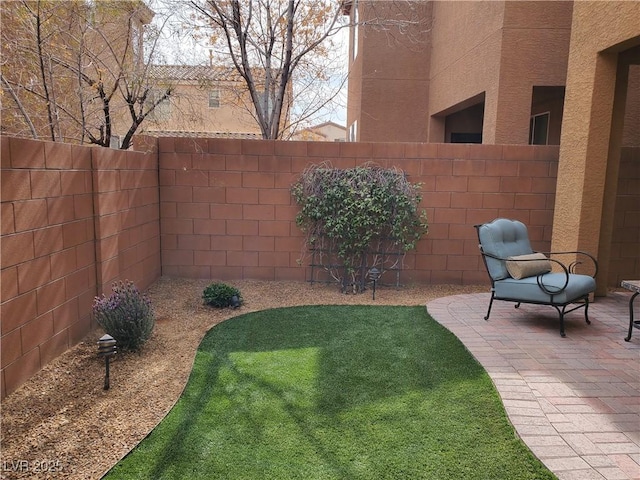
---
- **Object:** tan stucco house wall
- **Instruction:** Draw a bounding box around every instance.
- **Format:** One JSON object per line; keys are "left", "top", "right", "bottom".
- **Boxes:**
{"left": 142, "top": 66, "right": 263, "bottom": 139}
{"left": 551, "top": 1, "right": 640, "bottom": 295}
{"left": 346, "top": 1, "right": 431, "bottom": 142}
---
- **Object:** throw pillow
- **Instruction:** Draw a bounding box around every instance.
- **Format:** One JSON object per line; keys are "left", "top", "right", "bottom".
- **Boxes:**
{"left": 506, "top": 252, "right": 551, "bottom": 279}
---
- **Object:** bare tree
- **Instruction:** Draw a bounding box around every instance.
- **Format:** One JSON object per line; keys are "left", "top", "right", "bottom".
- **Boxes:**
{"left": 183, "top": 0, "right": 347, "bottom": 139}
{"left": 172, "top": 0, "right": 430, "bottom": 140}
{"left": 1, "top": 0, "right": 175, "bottom": 149}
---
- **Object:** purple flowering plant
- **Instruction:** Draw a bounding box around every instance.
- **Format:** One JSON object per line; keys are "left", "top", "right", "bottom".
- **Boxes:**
{"left": 93, "top": 280, "right": 155, "bottom": 351}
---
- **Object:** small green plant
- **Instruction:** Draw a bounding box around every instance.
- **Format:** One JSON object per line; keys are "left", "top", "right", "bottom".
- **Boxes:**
{"left": 92, "top": 280, "right": 155, "bottom": 352}
{"left": 202, "top": 282, "right": 242, "bottom": 308}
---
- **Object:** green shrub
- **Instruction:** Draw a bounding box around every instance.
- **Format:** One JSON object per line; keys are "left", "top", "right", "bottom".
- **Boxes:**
{"left": 92, "top": 280, "right": 155, "bottom": 352}
{"left": 202, "top": 282, "right": 242, "bottom": 308}
{"left": 291, "top": 163, "right": 428, "bottom": 291}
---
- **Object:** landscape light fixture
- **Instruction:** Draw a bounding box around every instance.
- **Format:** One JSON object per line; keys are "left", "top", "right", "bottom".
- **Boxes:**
{"left": 369, "top": 267, "right": 381, "bottom": 300}
{"left": 230, "top": 295, "right": 240, "bottom": 308}
{"left": 97, "top": 334, "right": 117, "bottom": 390}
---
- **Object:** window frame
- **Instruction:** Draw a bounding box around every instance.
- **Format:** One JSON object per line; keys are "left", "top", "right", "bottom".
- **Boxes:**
{"left": 208, "top": 89, "right": 221, "bottom": 108}
{"left": 529, "top": 111, "right": 550, "bottom": 145}
{"left": 349, "top": 120, "right": 358, "bottom": 142}
{"left": 352, "top": 0, "right": 359, "bottom": 61}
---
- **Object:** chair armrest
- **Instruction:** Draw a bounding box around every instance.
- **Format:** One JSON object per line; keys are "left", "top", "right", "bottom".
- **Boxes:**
{"left": 539, "top": 250, "right": 598, "bottom": 278}
{"left": 478, "top": 251, "right": 586, "bottom": 296}
{"left": 537, "top": 256, "right": 570, "bottom": 295}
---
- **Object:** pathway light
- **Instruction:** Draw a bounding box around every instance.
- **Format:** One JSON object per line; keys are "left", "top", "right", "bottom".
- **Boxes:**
{"left": 97, "top": 334, "right": 117, "bottom": 390}
{"left": 369, "top": 267, "right": 381, "bottom": 300}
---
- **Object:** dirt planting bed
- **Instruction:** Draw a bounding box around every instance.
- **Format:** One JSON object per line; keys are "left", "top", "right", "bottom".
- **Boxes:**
{"left": 0, "top": 277, "right": 485, "bottom": 479}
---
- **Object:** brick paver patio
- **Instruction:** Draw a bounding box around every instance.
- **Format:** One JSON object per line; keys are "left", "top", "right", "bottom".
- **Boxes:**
{"left": 427, "top": 292, "right": 640, "bottom": 480}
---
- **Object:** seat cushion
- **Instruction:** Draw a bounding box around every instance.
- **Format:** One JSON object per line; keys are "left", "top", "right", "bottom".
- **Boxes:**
{"left": 494, "top": 272, "right": 596, "bottom": 304}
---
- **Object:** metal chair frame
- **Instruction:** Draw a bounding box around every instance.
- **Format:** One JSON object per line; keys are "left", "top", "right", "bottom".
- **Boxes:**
{"left": 475, "top": 222, "right": 598, "bottom": 337}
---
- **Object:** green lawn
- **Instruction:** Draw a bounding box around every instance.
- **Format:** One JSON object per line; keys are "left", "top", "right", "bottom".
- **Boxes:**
{"left": 105, "top": 305, "right": 556, "bottom": 480}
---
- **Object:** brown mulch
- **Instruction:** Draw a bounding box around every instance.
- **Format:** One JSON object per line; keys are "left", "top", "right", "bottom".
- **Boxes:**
{"left": 0, "top": 277, "right": 486, "bottom": 479}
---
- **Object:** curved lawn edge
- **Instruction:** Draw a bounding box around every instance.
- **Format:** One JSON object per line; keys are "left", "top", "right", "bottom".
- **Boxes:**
{"left": 104, "top": 305, "right": 557, "bottom": 480}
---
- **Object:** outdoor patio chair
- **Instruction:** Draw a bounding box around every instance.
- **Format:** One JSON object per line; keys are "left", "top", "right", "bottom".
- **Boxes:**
{"left": 475, "top": 218, "right": 598, "bottom": 337}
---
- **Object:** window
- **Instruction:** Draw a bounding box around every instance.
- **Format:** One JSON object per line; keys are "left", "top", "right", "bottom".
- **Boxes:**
{"left": 258, "top": 90, "right": 273, "bottom": 114}
{"left": 86, "top": 0, "right": 96, "bottom": 26}
{"left": 529, "top": 112, "right": 549, "bottom": 145}
{"left": 208, "top": 89, "right": 220, "bottom": 108}
{"left": 131, "top": 22, "right": 141, "bottom": 64}
{"left": 451, "top": 133, "right": 482, "bottom": 144}
{"left": 349, "top": 120, "right": 357, "bottom": 142}
{"left": 352, "top": 0, "right": 359, "bottom": 61}
{"left": 109, "top": 135, "right": 120, "bottom": 149}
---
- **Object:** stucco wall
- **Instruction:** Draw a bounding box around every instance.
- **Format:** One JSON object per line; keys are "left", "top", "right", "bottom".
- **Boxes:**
{"left": 623, "top": 65, "right": 640, "bottom": 147}
{"left": 347, "top": 1, "right": 638, "bottom": 150}
{"left": 609, "top": 147, "right": 640, "bottom": 287}
{"left": 348, "top": 1, "right": 431, "bottom": 142}
{"left": 551, "top": 1, "right": 640, "bottom": 295}
{"left": 143, "top": 80, "right": 263, "bottom": 137}
{"left": 495, "top": 1, "right": 573, "bottom": 144}
{"left": 428, "top": 1, "right": 573, "bottom": 145}
{"left": 428, "top": 0, "right": 504, "bottom": 143}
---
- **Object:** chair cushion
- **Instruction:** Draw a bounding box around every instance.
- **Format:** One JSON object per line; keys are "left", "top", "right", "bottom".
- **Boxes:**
{"left": 506, "top": 253, "right": 551, "bottom": 279}
{"left": 494, "top": 273, "right": 596, "bottom": 304}
{"left": 478, "top": 219, "right": 534, "bottom": 280}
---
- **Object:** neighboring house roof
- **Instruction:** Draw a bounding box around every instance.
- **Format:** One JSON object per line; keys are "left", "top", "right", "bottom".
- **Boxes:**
{"left": 141, "top": 130, "right": 262, "bottom": 140}
{"left": 143, "top": 64, "right": 264, "bottom": 140}
{"left": 148, "top": 64, "right": 239, "bottom": 82}
{"left": 293, "top": 121, "right": 347, "bottom": 141}
{"left": 308, "top": 121, "right": 346, "bottom": 130}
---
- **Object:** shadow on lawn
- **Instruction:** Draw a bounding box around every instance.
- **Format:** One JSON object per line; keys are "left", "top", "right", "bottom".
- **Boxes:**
{"left": 118, "top": 305, "right": 488, "bottom": 479}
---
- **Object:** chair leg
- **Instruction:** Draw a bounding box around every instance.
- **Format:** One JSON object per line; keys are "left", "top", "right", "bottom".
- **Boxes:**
{"left": 552, "top": 305, "right": 566, "bottom": 337}
{"left": 625, "top": 292, "right": 638, "bottom": 342}
{"left": 484, "top": 291, "right": 495, "bottom": 321}
{"left": 584, "top": 296, "right": 591, "bottom": 325}
{"left": 557, "top": 298, "right": 591, "bottom": 337}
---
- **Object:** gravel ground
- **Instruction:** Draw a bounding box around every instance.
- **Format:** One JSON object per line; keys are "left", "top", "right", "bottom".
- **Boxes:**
{"left": 0, "top": 277, "right": 486, "bottom": 480}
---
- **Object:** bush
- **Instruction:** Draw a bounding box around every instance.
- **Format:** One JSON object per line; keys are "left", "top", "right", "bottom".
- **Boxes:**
{"left": 93, "top": 280, "right": 155, "bottom": 352}
{"left": 202, "top": 282, "right": 242, "bottom": 308}
{"left": 291, "top": 163, "right": 428, "bottom": 291}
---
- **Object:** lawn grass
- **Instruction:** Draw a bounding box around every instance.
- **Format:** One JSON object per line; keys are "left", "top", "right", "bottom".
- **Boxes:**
{"left": 104, "top": 305, "right": 556, "bottom": 480}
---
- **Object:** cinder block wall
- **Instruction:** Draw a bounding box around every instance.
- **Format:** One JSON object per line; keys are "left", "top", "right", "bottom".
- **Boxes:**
{"left": 1, "top": 137, "right": 161, "bottom": 398}
{"left": 93, "top": 145, "right": 161, "bottom": 292}
{"left": 158, "top": 138, "right": 561, "bottom": 285}
{"left": 3, "top": 135, "right": 635, "bottom": 398}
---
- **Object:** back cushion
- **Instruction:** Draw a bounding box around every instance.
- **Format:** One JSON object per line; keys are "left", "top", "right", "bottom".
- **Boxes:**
{"left": 478, "top": 219, "right": 534, "bottom": 280}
